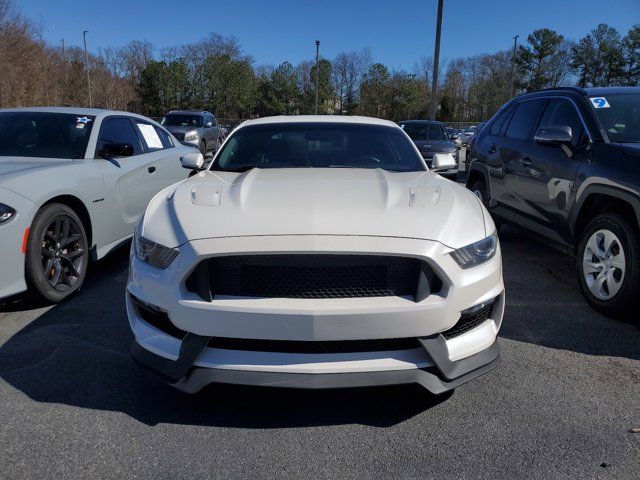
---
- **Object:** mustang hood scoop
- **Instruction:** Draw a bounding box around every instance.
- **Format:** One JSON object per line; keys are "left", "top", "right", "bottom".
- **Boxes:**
{"left": 143, "top": 168, "right": 486, "bottom": 249}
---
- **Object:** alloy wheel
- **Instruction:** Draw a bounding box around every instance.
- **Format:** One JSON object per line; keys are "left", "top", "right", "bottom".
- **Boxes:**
{"left": 582, "top": 229, "right": 626, "bottom": 300}
{"left": 41, "top": 214, "right": 86, "bottom": 291}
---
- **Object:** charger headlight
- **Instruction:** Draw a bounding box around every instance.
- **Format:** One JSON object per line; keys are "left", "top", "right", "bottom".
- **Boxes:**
{"left": 0, "top": 203, "right": 16, "bottom": 224}
{"left": 450, "top": 232, "right": 498, "bottom": 269}
{"left": 134, "top": 218, "right": 178, "bottom": 269}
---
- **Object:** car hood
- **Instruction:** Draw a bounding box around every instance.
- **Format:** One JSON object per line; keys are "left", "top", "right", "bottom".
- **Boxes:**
{"left": 142, "top": 168, "right": 488, "bottom": 250}
{"left": 0, "top": 157, "right": 72, "bottom": 182}
{"left": 164, "top": 125, "right": 199, "bottom": 135}
{"left": 412, "top": 139, "right": 456, "bottom": 151}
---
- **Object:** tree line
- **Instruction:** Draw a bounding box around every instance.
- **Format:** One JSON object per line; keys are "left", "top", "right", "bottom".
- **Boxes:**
{"left": 0, "top": 0, "right": 638, "bottom": 123}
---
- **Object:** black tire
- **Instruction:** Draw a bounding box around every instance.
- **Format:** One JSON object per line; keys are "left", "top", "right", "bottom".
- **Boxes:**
{"left": 199, "top": 140, "right": 207, "bottom": 155}
{"left": 469, "top": 179, "right": 502, "bottom": 231}
{"left": 25, "top": 203, "right": 89, "bottom": 303}
{"left": 576, "top": 213, "right": 640, "bottom": 319}
{"left": 469, "top": 179, "right": 488, "bottom": 207}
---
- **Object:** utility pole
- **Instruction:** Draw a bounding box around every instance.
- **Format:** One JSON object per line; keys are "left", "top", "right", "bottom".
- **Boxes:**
{"left": 314, "top": 40, "right": 320, "bottom": 115}
{"left": 83, "top": 30, "right": 93, "bottom": 108}
{"left": 509, "top": 34, "right": 519, "bottom": 98}
{"left": 429, "top": 0, "right": 444, "bottom": 120}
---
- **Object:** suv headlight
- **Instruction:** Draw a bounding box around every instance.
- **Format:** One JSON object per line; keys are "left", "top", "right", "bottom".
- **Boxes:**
{"left": 0, "top": 203, "right": 16, "bottom": 224}
{"left": 134, "top": 219, "right": 178, "bottom": 269}
{"left": 450, "top": 232, "right": 498, "bottom": 269}
{"left": 184, "top": 131, "right": 199, "bottom": 142}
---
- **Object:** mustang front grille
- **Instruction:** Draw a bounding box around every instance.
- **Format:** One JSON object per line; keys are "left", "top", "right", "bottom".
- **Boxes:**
{"left": 186, "top": 254, "right": 441, "bottom": 302}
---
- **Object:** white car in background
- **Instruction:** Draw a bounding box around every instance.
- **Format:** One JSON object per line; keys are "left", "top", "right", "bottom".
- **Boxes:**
{"left": 128, "top": 116, "right": 504, "bottom": 395}
{"left": 0, "top": 107, "right": 192, "bottom": 302}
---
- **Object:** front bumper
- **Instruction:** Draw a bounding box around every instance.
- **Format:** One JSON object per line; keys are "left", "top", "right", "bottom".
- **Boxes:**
{"left": 131, "top": 333, "right": 500, "bottom": 394}
{"left": 127, "top": 234, "right": 504, "bottom": 393}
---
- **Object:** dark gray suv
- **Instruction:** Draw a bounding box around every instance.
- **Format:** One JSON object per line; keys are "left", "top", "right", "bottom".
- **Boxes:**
{"left": 160, "top": 110, "right": 223, "bottom": 155}
{"left": 467, "top": 86, "right": 640, "bottom": 319}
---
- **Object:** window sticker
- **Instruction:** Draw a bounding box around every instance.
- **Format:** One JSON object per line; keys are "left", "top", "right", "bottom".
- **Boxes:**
{"left": 76, "top": 116, "right": 92, "bottom": 128}
{"left": 590, "top": 97, "right": 610, "bottom": 109}
{"left": 137, "top": 123, "right": 163, "bottom": 149}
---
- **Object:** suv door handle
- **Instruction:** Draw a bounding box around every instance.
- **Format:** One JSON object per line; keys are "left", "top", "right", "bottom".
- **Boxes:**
{"left": 148, "top": 166, "right": 156, "bottom": 173}
{"left": 520, "top": 156, "right": 532, "bottom": 166}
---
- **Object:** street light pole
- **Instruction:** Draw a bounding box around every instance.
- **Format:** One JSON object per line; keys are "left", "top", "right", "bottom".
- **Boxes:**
{"left": 429, "top": 0, "right": 444, "bottom": 120}
{"left": 509, "top": 34, "right": 519, "bottom": 98}
{"left": 83, "top": 30, "right": 93, "bottom": 108}
{"left": 314, "top": 40, "right": 320, "bottom": 115}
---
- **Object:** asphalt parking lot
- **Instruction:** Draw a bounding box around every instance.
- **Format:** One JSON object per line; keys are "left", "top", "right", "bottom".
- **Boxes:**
{"left": 0, "top": 225, "right": 638, "bottom": 479}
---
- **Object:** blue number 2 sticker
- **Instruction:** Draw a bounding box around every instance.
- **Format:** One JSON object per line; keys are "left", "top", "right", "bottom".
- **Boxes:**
{"left": 590, "top": 97, "right": 610, "bottom": 109}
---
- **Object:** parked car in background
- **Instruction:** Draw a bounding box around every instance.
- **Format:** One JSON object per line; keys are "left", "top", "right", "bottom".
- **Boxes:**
{"left": 129, "top": 115, "right": 504, "bottom": 395}
{"left": 467, "top": 86, "right": 640, "bottom": 318}
{"left": 160, "top": 110, "right": 224, "bottom": 155}
{"left": 399, "top": 120, "right": 459, "bottom": 179}
{"left": 0, "top": 107, "right": 192, "bottom": 302}
{"left": 465, "top": 121, "right": 488, "bottom": 172}
{"left": 447, "top": 127, "right": 463, "bottom": 148}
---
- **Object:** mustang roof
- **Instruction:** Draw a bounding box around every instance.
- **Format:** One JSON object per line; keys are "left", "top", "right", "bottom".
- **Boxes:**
{"left": 240, "top": 115, "right": 398, "bottom": 128}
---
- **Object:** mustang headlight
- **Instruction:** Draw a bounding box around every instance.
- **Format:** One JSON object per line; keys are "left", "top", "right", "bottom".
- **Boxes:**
{"left": 184, "top": 131, "right": 200, "bottom": 142}
{"left": 0, "top": 203, "right": 16, "bottom": 224}
{"left": 134, "top": 220, "right": 178, "bottom": 269}
{"left": 450, "top": 232, "right": 498, "bottom": 269}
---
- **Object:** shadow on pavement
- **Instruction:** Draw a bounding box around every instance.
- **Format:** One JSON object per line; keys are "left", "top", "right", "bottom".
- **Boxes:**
{"left": 1, "top": 226, "right": 638, "bottom": 427}
{"left": 497, "top": 226, "right": 640, "bottom": 360}
{"left": 0, "top": 244, "right": 448, "bottom": 427}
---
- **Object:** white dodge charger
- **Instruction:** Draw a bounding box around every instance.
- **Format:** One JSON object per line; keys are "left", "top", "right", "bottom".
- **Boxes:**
{"left": 127, "top": 116, "right": 505, "bottom": 394}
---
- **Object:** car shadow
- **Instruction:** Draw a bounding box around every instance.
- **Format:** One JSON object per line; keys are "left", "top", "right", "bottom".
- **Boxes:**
{"left": 0, "top": 244, "right": 449, "bottom": 427}
{"left": 497, "top": 225, "right": 640, "bottom": 360}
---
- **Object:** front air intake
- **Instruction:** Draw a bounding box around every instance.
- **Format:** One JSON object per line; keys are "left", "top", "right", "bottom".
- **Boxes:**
{"left": 186, "top": 254, "right": 442, "bottom": 302}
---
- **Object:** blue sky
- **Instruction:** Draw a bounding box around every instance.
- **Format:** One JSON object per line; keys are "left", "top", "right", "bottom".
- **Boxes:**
{"left": 20, "top": 0, "right": 640, "bottom": 70}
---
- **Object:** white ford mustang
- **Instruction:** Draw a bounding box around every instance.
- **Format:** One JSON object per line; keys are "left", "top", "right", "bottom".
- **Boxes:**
{"left": 127, "top": 115, "right": 505, "bottom": 394}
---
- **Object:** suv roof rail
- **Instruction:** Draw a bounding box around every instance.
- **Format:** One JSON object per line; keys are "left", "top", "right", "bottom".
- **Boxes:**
{"left": 535, "top": 86, "right": 588, "bottom": 95}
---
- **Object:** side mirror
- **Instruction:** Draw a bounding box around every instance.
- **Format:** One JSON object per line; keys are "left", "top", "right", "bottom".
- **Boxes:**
{"left": 99, "top": 142, "right": 134, "bottom": 158}
{"left": 205, "top": 121, "right": 214, "bottom": 128}
{"left": 534, "top": 125, "right": 572, "bottom": 145}
{"left": 181, "top": 152, "right": 205, "bottom": 171}
{"left": 431, "top": 153, "right": 457, "bottom": 172}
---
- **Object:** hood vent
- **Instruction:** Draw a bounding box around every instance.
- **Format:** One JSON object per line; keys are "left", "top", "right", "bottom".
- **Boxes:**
{"left": 409, "top": 185, "right": 440, "bottom": 207}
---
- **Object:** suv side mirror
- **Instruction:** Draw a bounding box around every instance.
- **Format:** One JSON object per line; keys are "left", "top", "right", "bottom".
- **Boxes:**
{"left": 431, "top": 153, "right": 457, "bottom": 172}
{"left": 99, "top": 142, "right": 134, "bottom": 158}
{"left": 205, "top": 121, "right": 213, "bottom": 128}
{"left": 181, "top": 152, "right": 205, "bottom": 171}
{"left": 534, "top": 126, "right": 572, "bottom": 145}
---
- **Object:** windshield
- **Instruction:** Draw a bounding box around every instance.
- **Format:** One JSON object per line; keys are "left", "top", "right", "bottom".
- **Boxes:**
{"left": 211, "top": 123, "right": 426, "bottom": 172}
{"left": 399, "top": 123, "right": 447, "bottom": 141}
{"left": 590, "top": 93, "right": 640, "bottom": 143}
{"left": 161, "top": 114, "right": 202, "bottom": 127}
{"left": 0, "top": 112, "right": 95, "bottom": 159}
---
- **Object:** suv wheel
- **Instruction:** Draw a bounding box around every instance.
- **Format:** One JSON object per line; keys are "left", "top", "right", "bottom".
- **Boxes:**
{"left": 470, "top": 180, "right": 485, "bottom": 204}
{"left": 25, "top": 203, "right": 89, "bottom": 302}
{"left": 577, "top": 213, "right": 640, "bottom": 319}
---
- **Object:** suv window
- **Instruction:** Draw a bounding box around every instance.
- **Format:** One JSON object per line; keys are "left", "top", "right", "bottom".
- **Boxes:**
{"left": 490, "top": 106, "right": 512, "bottom": 136}
{"left": 538, "top": 99, "right": 584, "bottom": 146}
{"left": 97, "top": 117, "right": 143, "bottom": 155}
{"left": 505, "top": 100, "right": 544, "bottom": 140}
